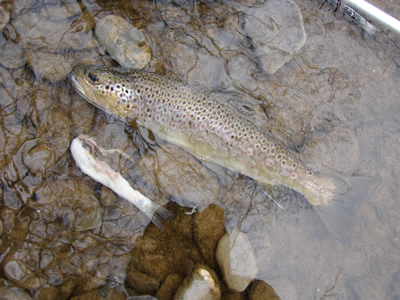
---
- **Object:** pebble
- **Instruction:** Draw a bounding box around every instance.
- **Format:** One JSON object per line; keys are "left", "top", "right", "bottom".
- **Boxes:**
{"left": 173, "top": 264, "right": 221, "bottom": 300}
{"left": 216, "top": 231, "right": 258, "bottom": 292}
{"left": 0, "top": 287, "right": 34, "bottom": 300}
{"left": 95, "top": 15, "right": 151, "bottom": 69}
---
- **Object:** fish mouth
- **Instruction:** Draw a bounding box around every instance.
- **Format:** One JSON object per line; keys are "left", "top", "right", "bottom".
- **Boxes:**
{"left": 70, "top": 73, "right": 85, "bottom": 95}
{"left": 69, "top": 70, "right": 96, "bottom": 106}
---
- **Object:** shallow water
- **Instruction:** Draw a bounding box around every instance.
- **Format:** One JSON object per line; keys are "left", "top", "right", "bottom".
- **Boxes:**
{"left": 1, "top": 0, "right": 400, "bottom": 299}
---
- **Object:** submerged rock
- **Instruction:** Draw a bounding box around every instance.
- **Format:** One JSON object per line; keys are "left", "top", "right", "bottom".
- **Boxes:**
{"left": 239, "top": 0, "right": 306, "bottom": 75}
{"left": 216, "top": 231, "right": 258, "bottom": 292}
{"left": 173, "top": 264, "right": 221, "bottom": 300}
{"left": 95, "top": 15, "right": 151, "bottom": 69}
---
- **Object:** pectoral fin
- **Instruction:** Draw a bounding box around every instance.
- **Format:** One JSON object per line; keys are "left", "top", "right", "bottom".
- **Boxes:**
{"left": 257, "top": 182, "right": 288, "bottom": 209}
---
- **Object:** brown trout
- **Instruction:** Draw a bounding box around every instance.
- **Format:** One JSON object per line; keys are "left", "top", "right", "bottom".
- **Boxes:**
{"left": 70, "top": 65, "right": 380, "bottom": 242}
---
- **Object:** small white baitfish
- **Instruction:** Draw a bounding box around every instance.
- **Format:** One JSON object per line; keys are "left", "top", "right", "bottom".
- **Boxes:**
{"left": 70, "top": 134, "right": 173, "bottom": 229}
{"left": 70, "top": 65, "right": 380, "bottom": 242}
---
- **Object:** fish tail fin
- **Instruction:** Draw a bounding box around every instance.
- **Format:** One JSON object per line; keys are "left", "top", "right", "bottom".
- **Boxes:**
{"left": 315, "top": 175, "right": 380, "bottom": 243}
{"left": 151, "top": 205, "right": 174, "bottom": 229}
{"left": 141, "top": 201, "right": 174, "bottom": 230}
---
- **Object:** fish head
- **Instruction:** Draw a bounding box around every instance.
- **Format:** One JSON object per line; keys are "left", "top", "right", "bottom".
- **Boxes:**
{"left": 70, "top": 65, "right": 138, "bottom": 119}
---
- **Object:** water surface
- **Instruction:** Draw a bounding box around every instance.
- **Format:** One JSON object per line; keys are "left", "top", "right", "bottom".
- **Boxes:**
{"left": 0, "top": 0, "right": 399, "bottom": 298}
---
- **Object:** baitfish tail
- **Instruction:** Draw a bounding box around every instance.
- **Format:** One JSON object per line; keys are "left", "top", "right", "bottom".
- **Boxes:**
{"left": 142, "top": 203, "right": 174, "bottom": 230}
{"left": 314, "top": 175, "right": 380, "bottom": 243}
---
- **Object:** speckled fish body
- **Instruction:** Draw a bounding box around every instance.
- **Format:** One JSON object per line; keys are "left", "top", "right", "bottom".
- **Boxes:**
{"left": 70, "top": 65, "right": 380, "bottom": 242}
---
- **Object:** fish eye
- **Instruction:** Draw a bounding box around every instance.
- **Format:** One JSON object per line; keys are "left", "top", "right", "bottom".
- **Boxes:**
{"left": 88, "top": 72, "right": 99, "bottom": 82}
